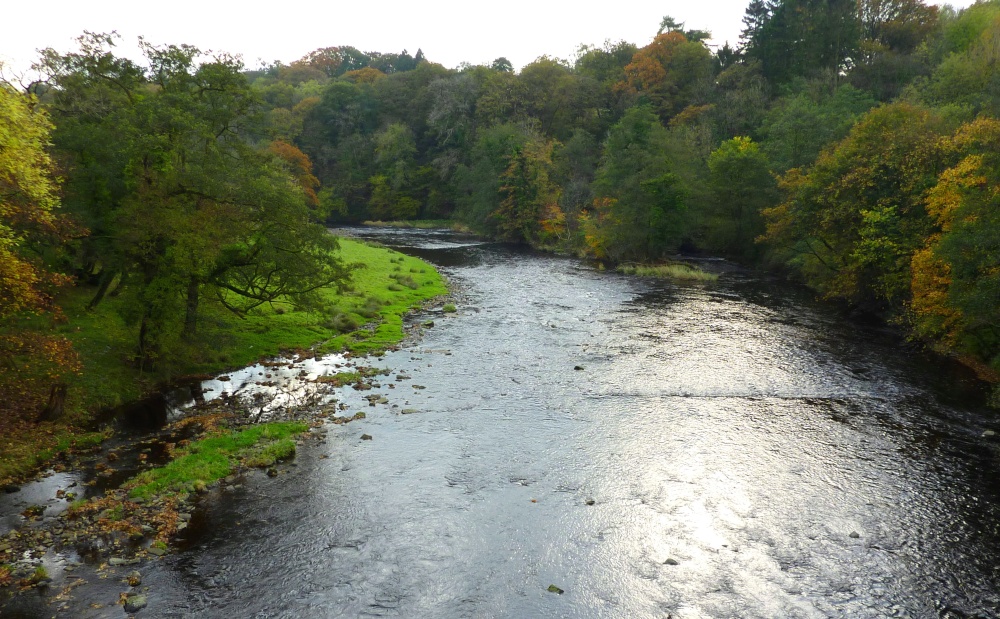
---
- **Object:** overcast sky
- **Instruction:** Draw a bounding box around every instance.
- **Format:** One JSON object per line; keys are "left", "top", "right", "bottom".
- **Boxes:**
{"left": 0, "top": 0, "right": 979, "bottom": 75}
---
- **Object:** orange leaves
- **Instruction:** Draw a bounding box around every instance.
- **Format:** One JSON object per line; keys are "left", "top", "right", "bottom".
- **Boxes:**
{"left": 268, "top": 140, "right": 320, "bottom": 207}
{"left": 619, "top": 32, "right": 689, "bottom": 95}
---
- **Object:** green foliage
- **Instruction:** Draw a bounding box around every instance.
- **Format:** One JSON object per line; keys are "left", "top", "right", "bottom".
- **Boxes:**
{"left": 703, "top": 137, "right": 777, "bottom": 259}
{"left": 760, "top": 85, "right": 877, "bottom": 172}
{"left": 41, "top": 34, "right": 353, "bottom": 371}
{"left": 761, "top": 102, "right": 951, "bottom": 310}
{"left": 584, "top": 106, "right": 686, "bottom": 262}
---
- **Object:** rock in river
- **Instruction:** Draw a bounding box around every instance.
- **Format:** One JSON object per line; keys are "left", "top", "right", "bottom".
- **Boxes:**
{"left": 124, "top": 593, "right": 148, "bottom": 613}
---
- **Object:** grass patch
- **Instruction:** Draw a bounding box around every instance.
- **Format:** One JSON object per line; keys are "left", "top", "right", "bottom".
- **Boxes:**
{"left": 126, "top": 421, "right": 308, "bottom": 500}
{"left": 361, "top": 219, "right": 455, "bottom": 229}
{"left": 618, "top": 263, "right": 719, "bottom": 282}
{"left": 0, "top": 427, "right": 109, "bottom": 484}
{"left": 442, "top": 303, "right": 457, "bottom": 313}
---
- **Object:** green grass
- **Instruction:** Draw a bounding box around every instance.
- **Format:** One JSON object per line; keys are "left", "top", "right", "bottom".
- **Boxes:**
{"left": 0, "top": 236, "right": 446, "bottom": 485}
{"left": 361, "top": 219, "right": 456, "bottom": 229}
{"left": 0, "top": 429, "right": 109, "bottom": 484}
{"left": 127, "top": 421, "right": 308, "bottom": 500}
{"left": 58, "top": 237, "right": 445, "bottom": 401}
{"left": 617, "top": 263, "right": 719, "bottom": 282}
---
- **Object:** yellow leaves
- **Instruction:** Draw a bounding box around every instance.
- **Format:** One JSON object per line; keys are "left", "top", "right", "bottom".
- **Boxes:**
{"left": 925, "top": 155, "right": 985, "bottom": 229}
{"left": 343, "top": 67, "right": 386, "bottom": 84}
{"left": 910, "top": 244, "right": 962, "bottom": 341}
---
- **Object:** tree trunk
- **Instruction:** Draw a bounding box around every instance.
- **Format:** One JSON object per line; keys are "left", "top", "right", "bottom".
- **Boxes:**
{"left": 38, "top": 383, "right": 67, "bottom": 422}
{"left": 87, "top": 269, "right": 117, "bottom": 310}
{"left": 137, "top": 314, "right": 155, "bottom": 372}
{"left": 183, "top": 277, "right": 200, "bottom": 338}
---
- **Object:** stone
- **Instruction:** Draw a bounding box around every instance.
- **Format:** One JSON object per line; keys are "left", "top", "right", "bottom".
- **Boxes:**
{"left": 849, "top": 531, "right": 860, "bottom": 539}
{"left": 401, "top": 409, "right": 418, "bottom": 415}
{"left": 266, "top": 468, "right": 278, "bottom": 478}
{"left": 360, "top": 434, "right": 373, "bottom": 441}
{"left": 574, "top": 365, "right": 584, "bottom": 371}
{"left": 585, "top": 499, "right": 595, "bottom": 506}
{"left": 124, "top": 594, "right": 148, "bottom": 613}
{"left": 147, "top": 546, "right": 167, "bottom": 556}
{"left": 547, "top": 584, "right": 564, "bottom": 594}
{"left": 663, "top": 558, "right": 679, "bottom": 565}
{"left": 3, "top": 485, "right": 20, "bottom": 494}
{"left": 109, "top": 557, "right": 140, "bottom": 567}
{"left": 984, "top": 430, "right": 996, "bottom": 438}
{"left": 127, "top": 571, "right": 142, "bottom": 587}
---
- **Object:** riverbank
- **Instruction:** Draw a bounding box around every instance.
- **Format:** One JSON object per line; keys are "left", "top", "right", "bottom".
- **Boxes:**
{"left": 0, "top": 236, "right": 448, "bottom": 486}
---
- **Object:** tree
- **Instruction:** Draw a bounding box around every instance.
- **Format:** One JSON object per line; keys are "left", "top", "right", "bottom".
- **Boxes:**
{"left": 615, "top": 31, "right": 714, "bottom": 123}
{"left": 704, "top": 137, "right": 777, "bottom": 259}
{"left": 583, "top": 105, "right": 686, "bottom": 262}
{"left": 749, "top": 0, "right": 860, "bottom": 86}
{"left": 0, "top": 84, "right": 80, "bottom": 419}
{"left": 493, "top": 139, "right": 561, "bottom": 245}
{"left": 761, "top": 103, "right": 950, "bottom": 311}
{"left": 912, "top": 118, "right": 1000, "bottom": 367}
{"left": 43, "top": 35, "right": 352, "bottom": 368}
{"left": 760, "top": 85, "right": 876, "bottom": 172}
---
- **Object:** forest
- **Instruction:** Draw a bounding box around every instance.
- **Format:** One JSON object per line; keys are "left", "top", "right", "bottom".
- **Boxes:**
{"left": 4, "top": 0, "right": 1000, "bottom": 429}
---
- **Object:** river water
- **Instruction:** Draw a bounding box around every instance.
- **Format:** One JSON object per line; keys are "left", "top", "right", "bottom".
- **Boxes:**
{"left": 11, "top": 228, "right": 1000, "bottom": 617}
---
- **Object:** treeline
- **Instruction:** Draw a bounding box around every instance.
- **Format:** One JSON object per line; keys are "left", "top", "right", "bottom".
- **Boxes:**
{"left": 248, "top": 1, "right": 1000, "bottom": 379}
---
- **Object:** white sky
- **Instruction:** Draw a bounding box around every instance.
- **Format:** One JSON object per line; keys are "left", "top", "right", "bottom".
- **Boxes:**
{"left": 0, "top": 0, "right": 979, "bottom": 75}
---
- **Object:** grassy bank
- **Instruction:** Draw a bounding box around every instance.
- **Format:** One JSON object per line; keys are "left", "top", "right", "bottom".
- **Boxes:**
{"left": 617, "top": 262, "right": 719, "bottom": 282}
{"left": 0, "top": 237, "right": 447, "bottom": 485}
{"left": 360, "top": 219, "right": 471, "bottom": 232}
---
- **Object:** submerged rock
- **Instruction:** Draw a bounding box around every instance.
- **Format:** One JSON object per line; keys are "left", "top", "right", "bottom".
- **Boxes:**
{"left": 124, "top": 593, "right": 148, "bottom": 613}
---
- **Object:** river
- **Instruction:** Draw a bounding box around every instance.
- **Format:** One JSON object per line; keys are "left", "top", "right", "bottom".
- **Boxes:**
{"left": 7, "top": 227, "right": 1000, "bottom": 617}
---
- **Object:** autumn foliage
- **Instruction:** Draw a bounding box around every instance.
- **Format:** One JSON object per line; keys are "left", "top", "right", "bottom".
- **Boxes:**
{"left": 0, "top": 85, "right": 80, "bottom": 420}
